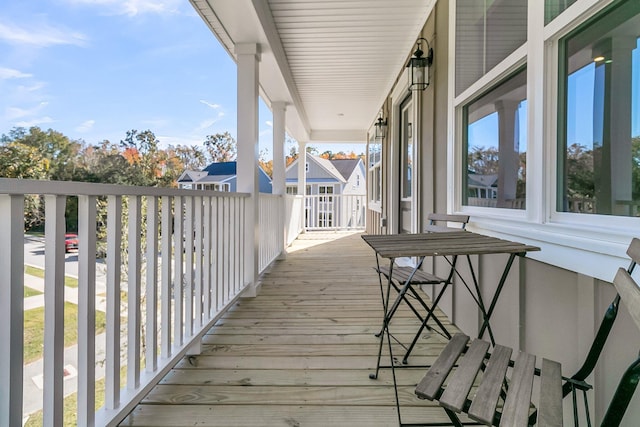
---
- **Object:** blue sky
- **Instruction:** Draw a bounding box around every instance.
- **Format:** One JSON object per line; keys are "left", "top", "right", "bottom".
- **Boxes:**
{"left": 0, "top": 0, "right": 283, "bottom": 156}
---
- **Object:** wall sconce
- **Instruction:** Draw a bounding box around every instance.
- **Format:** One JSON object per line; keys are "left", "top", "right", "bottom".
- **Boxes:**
{"left": 374, "top": 113, "right": 387, "bottom": 140}
{"left": 407, "top": 37, "right": 433, "bottom": 91}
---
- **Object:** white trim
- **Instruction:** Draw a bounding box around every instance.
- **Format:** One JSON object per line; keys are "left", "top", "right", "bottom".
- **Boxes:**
{"left": 447, "top": 0, "right": 640, "bottom": 278}
{"left": 389, "top": 67, "right": 411, "bottom": 234}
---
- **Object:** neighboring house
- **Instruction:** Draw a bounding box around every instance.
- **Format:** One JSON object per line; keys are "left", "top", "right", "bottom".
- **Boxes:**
{"left": 285, "top": 155, "right": 366, "bottom": 228}
{"left": 466, "top": 173, "right": 498, "bottom": 207}
{"left": 177, "top": 161, "right": 273, "bottom": 193}
{"left": 285, "top": 154, "right": 366, "bottom": 196}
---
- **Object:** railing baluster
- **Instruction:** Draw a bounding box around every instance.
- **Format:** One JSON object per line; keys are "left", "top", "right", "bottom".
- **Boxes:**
{"left": 78, "top": 195, "right": 97, "bottom": 427}
{"left": 146, "top": 196, "right": 158, "bottom": 372}
{"left": 223, "top": 198, "right": 230, "bottom": 304}
{"left": 161, "top": 196, "right": 172, "bottom": 359}
{"left": 203, "top": 196, "right": 212, "bottom": 320}
{"left": 173, "top": 196, "right": 184, "bottom": 347}
{"left": 106, "top": 195, "right": 122, "bottom": 410}
{"left": 43, "top": 195, "right": 66, "bottom": 426}
{"left": 230, "top": 197, "right": 237, "bottom": 297}
{"left": 127, "top": 196, "right": 142, "bottom": 390}
{"left": 216, "top": 198, "right": 224, "bottom": 310}
{"left": 194, "top": 196, "right": 203, "bottom": 328}
{"left": 0, "top": 195, "right": 24, "bottom": 427}
{"left": 184, "top": 196, "right": 194, "bottom": 337}
{"left": 210, "top": 197, "right": 218, "bottom": 315}
{"left": 239, "top": 197, "right": 245, "bottom": 294}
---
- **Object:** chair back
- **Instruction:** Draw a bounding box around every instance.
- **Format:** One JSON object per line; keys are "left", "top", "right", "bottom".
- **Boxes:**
{"left": 424, "top": 213, "right": 470, "bottom": 233}
{"left": 600, "top": 238, "right": 640, "bottom": 425}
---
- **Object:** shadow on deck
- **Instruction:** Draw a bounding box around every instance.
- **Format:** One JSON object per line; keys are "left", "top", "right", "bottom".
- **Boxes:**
{"left": 120, "top": 231, "right": 457, "bottom": 426}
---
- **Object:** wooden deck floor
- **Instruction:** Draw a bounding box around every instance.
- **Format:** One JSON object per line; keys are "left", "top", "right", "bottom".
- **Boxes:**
{"left": 120, "top": 231, "right": 459, "bottom": 426}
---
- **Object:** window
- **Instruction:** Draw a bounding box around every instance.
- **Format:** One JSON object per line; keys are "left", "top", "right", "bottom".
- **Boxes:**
{"left": 368, "top": 136, "right": 382, "bottom": 207}
{"left": 455, "top": 0, "right": 527, "bottom": 96}
{"left": 463, "top": 68, "right": 527, "bottom": 210}
{"left": 286, "top": 186, "right": 297, "bottom": 195}
{"left": 557, "top": 0, "right": 640, "bottom": 216}
{"left": 545, "top": 0, "right": 578, "bottom": 25}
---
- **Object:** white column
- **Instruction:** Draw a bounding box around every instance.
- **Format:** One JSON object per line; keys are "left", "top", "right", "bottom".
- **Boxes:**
{"left": 297, "top": 141, "right": 307, "bottom": 196}
{"left": 236, "top": 43, "right": 261, "bottom": 297}
{"left": 272, "top": 102, "right": 287, "bottom": 195}
{"left": 495, "top": 100, "right": 520, "bottom": 208}
{"left": 272, "top": 101, "right": 288, "bottom": 258}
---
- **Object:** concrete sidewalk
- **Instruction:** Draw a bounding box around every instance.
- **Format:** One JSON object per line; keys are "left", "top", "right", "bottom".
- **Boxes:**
{"left": 23, "top": 273, "right": 108, "bottom": 312}
{"left": 22, "top": 273, "right": 115, "bottom": 420}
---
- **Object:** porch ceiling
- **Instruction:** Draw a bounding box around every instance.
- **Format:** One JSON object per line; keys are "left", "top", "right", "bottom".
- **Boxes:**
{"left": 189, "top": 0, "right": 436, "bottom": 144}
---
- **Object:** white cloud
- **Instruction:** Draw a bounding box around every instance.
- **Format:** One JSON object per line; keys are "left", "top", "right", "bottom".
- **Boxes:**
{"left": 15, "top": 116, "right": 55, "bottom": 127}
{"left": 17, "top": 82, "right": 47, "bottom": 92}
{"left": 0, "top": 67, "right": 32, "bottom": 79}
{"left": 259, "top": 129, "right": 272, "bottom": 137}
{"left": 76, "top": 120, "right": 96, "bottom": 132}
{"left": 0, "top": 21, "right": 87, "bottom": 47}
{"left": 199, "top": 100, "right": 221, "bottom": 110}
{"left": 195, "top": 111, "right": 225, "bottom": 131}
{"left": 265, "top": 120, "right": 273, "bottom": 127}
{"left": 65, "top": 0, "right": 182, "bottom": 17}
{"left": 5, "top": 102, "right": 49, "bottom": 120}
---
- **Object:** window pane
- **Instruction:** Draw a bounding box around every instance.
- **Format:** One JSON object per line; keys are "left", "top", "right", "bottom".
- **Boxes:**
{"left": 558, "top": 0, "right": 640, "bottom": 216}
{"left": 455, "top": 0, "right": 527, "bottom": 96}
{"left": 463, "top": 68, "right": 527, "bottom": 209}
{"left": 545, "top": 0, "right": 578, "bottom": 25}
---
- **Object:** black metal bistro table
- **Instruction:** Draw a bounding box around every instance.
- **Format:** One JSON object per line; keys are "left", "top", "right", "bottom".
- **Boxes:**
{"left": 361, "top": 231, "right": 540, "bottom": 426}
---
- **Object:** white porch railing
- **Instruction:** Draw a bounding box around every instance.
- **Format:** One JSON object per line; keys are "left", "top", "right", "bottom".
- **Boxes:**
{"left": 258, "top": 194, "right": 284, "bottom": 272}
{"left": 304, "top": 194, "right": 366, "bottom": 230}
{"left": 285, "top": 195, "right": 304, "bottom": 245}
{"left": 0, "top": 178, "right": 264, "bottom": 427}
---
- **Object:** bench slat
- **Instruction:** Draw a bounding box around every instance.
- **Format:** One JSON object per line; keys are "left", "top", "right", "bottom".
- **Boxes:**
{"left": 613, "top": 268, "right": 640, "bottom": 338}
{"left": 377, "top": 266, "right": 445, "bottom": 284}
{"left": 468, "top": 344, "right": 512, "bottom": 425}
{"left": 416, "top": 334, "right": 469, "bottom": 400}
{"left": 500, "top": 351, "right": 536, "bottom": 427}
{"left": 626, "top": 237, "right": 640, "bottom": 265}
{"left": 538, "top": 358, "right": 563, "bottom": 427}
{"left": 440, "top": 339, "right": 490, "bottom": 413}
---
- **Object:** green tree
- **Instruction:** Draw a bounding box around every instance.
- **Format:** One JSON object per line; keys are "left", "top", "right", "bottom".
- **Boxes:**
{"left": 8, "top": 127, "right": 83, "bottom": 181}
{"left": 204, "top": 132, "right": 236, "bottom": 162}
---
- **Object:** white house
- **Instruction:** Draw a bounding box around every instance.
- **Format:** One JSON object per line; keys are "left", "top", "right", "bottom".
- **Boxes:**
{"left": 285, "top": 155, "right": 366, "bottom": 228}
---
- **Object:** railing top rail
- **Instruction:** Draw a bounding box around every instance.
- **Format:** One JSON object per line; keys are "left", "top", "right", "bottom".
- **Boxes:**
{"left": 0, "top": 178, "right": 250, "bottom": 198}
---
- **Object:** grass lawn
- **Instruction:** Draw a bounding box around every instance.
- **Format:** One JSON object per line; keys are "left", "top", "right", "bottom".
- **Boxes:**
{"left": 24, "top": 287, "right": 42, "bottom": 298}
{"left": 25, "top": 265, "right": 79, "bottom": 288}
{"left": 24, "top": 367, "right": 127, "bottom": 427}
{"left": 24, "top": 302, "right": 107, "bottom": 364}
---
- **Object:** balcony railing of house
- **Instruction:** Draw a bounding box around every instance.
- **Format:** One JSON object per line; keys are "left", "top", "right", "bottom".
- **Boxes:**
{"left": 304, "top": 194, "right": 366, "bottom": 230}
{"left": 0, "top": 178, "right": 300, "bottom": 427}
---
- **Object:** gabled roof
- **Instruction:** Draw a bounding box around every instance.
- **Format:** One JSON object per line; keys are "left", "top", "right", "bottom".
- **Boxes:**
{"left": 329, "top": 159, "right": 362, "bottom": 181}
{"left": 468, "top": 173, "right": 498, "bottom": 188}
{"left": 286, "top": 154, "right": 357, "bottom": 183}
{"left": 177, "top": 170, "right": 208, "bottom": 183}
{"left": 178, "top": 161, "right": 273, "bottom": 193}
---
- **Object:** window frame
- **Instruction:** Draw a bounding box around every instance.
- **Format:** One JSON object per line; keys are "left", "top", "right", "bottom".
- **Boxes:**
{"left": 448, "top": 0, "right": 637, "bottom": 281}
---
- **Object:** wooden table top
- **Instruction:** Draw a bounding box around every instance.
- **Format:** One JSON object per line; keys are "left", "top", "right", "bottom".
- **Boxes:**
{"left": 361, "top": 231, "right": 540, "bottom": 259}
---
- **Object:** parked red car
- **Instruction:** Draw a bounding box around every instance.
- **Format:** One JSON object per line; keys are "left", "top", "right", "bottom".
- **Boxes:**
{"left": 65, "top": 233, "right": 78, "bottom": 253}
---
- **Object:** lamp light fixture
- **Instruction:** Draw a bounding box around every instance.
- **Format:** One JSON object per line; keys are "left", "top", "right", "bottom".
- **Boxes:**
{"left": 407, "top": 37, "right": 433, "bottom": 91}
{"left": 374, "top": 113, "right": 387, "bottom": 140}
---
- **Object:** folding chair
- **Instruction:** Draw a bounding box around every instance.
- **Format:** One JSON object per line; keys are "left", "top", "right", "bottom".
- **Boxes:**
{"left": 414, "top": 237, "right": 640, "bottom": 426}
{"left": 376, "top": 213, "right": 470, "bottom": 364}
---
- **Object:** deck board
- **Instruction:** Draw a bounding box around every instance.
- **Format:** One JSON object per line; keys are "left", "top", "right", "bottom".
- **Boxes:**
{"left": 119, "top": 231, "right": 459, "bottom": 426}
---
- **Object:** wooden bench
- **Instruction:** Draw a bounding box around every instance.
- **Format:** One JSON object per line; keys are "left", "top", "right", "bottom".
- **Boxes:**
{"left": 415, "top": 237, "right": 640, "bottom": 426}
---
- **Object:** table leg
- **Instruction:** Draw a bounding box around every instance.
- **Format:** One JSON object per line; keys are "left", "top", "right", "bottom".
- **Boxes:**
{"left": 478, "top": 253, "right": 519, "bottom": 342}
